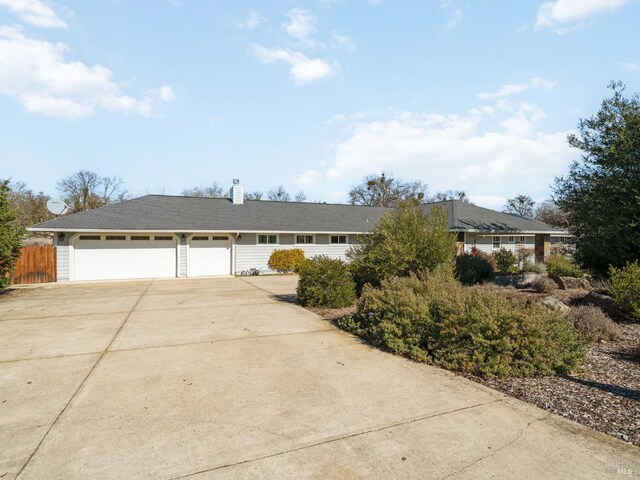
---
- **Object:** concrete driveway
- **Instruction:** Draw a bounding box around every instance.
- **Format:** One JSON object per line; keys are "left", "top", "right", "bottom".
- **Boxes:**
{"left": 1, "top": 276, "right": 638, "bottom": 479}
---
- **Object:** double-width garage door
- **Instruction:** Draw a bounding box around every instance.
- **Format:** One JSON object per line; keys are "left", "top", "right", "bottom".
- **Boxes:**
{"left": 74, "top": 235, "right": 177, "bottom": 281}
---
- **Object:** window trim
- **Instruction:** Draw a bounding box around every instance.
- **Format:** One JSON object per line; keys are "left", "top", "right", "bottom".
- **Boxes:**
{"left": 79, "top": 235, "right": 101, "bottom": 241}
{"left": 257, "top": 233, "right": 278, "bottom": 245}
{"left": 492, "top": 236, "right": 501, "bottom": 250}
{"left": 330, "top": 235, "right": 347, "bottom": 245}
{"left": 105, "top": 235, "right": 126, "bottom": 241}
{"left": 508, "top": 236, "right": 515, "bottom": 243}
{"left": 519, "top": 235, "right": 526, "bottom": 243}
{"left": 130, "top": 235, "right": 150, "bottom": 241}
{"left": 295, "top": 234, "right": 315, "bottom": 245}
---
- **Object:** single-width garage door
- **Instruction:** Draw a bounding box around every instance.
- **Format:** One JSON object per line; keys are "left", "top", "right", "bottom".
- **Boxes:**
{"left": 189, "top": 235, "right": 231, "bottom": 277}
{"left": 74, "top": 235, "right": 177, "bottom": 281}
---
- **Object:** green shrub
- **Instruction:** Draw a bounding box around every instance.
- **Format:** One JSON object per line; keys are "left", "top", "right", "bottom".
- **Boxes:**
{"left": 609, "top": 261, "right": 640, "bottom": 321}
{"left": 523, "top": 260, "right": 546, "bottom": 274}
{"left": 297, "top": 255, "right": 356, "bottom": 308}
{"left": 493, "top": 248, "right": 518, "bottom": 273}
{"left": 1, "top": 181, "right": 24, "bottom": 289}
{"left": 343, "top": 269, "right": 586, "bottom": 378}
{"left": 455, "top": 253, "right": 494, "bottom": 285}
{"left": 348, "top": 201, "right": 456, "bottom": 292}
{"left": 348, "top": 266, "right": 458, "bottom": 360}
{"left": 545, "top": 254, "right": 583, "bottom": 278}
{"left": 565, "top": 306, "right": 620, "bottom": 341}
{"left": 432, "top": 287, "right": 586, "bottom": 377}
{"left": 530, "top": 276, "right": 556, "bottom": 293}
{"left": 267, "top": 248, "right": 305, "bottom": 273}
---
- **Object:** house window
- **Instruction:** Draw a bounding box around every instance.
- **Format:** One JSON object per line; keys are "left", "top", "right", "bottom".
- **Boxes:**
{"left": 492, "top": 236, "right": 501, "bottom": 250}
{"left": 154, "top": 236, "right": 173, "bottom": 241}
{"left": 79, "top": 235, "right": 101, "bottom": 240}
{"left": 192, "top": 236, "right": 209, "bottom": 241}
{"left": 331, "top": 235, "right": 347, "bottom": 244}
{"left": 296, "top": 234, "right": 314, "bottom": 244}
{"left": 456, "top": 232, "right": 465, "bottom": 242}
{"left": 258, "top": 234, "right": 278, "bottom": 244}
{"left": 106, "top": 235, "right": 126, "bottom": 241}
{"left": 508, "top": 236, "right": 515, "bottom": 243}
{"left": 560, "top": 237, "right": 566, "bottom": 243}
{"left": 211, "top": 236, "right": 228, "bottom": 241}
{"left": 131, "top": 236, "right": 150, "bottom": 241}
{"left": 519, "top": 236, "right": 526, "bottom": 243}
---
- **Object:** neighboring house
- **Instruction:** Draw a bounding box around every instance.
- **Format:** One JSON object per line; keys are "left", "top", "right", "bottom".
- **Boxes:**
{"left": 28, "top": 183, "right": 565, "bottom": 282}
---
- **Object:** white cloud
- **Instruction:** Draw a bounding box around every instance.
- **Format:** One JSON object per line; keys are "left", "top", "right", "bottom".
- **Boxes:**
{"left": 331, "top": 30, "right": 355, "bottom": 52}
{"left": 440, "top": 0, "right": 463, "bottom": 28}
{"left": 237, "top": 10, "right": 266, "bottom": 30}
{"left": 282, "top": 8, "right": 316, "bottom": 43}
{"left": 252, "top": 45, "right": 335, "bottom": 85}
{"left": 166, "top": 0, "right": 182, "bottom": 7}
{"left": 478, "top": 77, "right": 555, "bottom": 100}
{"left": 294, "top": 169, "right": 323, "bottom": 189}
{"left": 301, "top": 99, "right": 574, "bottom": 209}
{"left": 536, "top": 0, "right": 631, "bottom": 32}
{"left": 620, "top": 62, "right": 639, "bottom": 72}
{"left": 0, "top": 0, "right": 67, "bottom": 28}
{"left": 0, "top": 26, "right": 174, "bottom": 119}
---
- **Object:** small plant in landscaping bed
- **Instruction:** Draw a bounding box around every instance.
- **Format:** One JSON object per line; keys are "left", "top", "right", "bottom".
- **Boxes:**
{"left": 297, "top": 255, "right": 356, "bottom": 308}
{"left": 267, "top": 249, "right": 305, "bottom": 273}
{"left": 545, "top": 254, "right": 583, "bottom": 278}
{"left": 565, "top": 306, "right": 620, "bottom": 341}
{"left": 522, "top": 260, "right": 546, "bottom": 274}
{"left": 493, "top": 248, "right": 518, "bottom": 273}
{"left": 608, "top": 261, "right": 640, "bottom": 322}
{"left": 455, "top": 252, "right": 494, "bottom": 285}
{"left": 530, "top": 276, "right": 556, "bottom": 293}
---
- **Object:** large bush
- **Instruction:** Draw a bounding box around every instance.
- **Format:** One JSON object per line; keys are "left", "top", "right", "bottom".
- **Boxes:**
{"left": 545, "top": 254, "right": 583, "bottom": 278}
{"left": 348, "top": 201, "right": 456, "bottom": 292}
{"left": 531, "top": 276, "right": 556, "bottom": 293}
{"left": 267, "top": 248, "right": 305, "bottom": 273}
{"left": 455, "top": 252, "right": 494, "bottom": 285}
{"left": 341, "top": 269, "right": 586, "bottom": 377}
{"left": 297, "top": 256, "right": 356, "bottom": 308}
{"left": 0, "top": 181, "right": 24, "bottom": 289}
{"left": 609, "top": 261, "right": 640, "bottom": 321}
{"left": 493, "top": 248, "right": 518, "bottom": 273}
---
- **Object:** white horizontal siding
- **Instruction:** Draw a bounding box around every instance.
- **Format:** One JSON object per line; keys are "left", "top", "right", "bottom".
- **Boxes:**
{"left": 235, "top": 244, "right": 352, "bottom": 274}
{"left": 464, "top": 233, "right": 535, "bottom": 255}
{"left": 55, "top": 235, "right": 71, "bottom": 282}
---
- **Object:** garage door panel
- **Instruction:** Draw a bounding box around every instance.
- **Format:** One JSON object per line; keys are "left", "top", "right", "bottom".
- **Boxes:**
{"left": 189, "top": 238, "right": 231, "bottom": 277}
{"left": 74, "top": 238, "right": 177, "bottom": 281}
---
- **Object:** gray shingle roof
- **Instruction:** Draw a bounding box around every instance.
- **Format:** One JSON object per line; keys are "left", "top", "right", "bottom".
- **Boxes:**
{"left": 28, "top": 195, "right": 563, "bottom": 233}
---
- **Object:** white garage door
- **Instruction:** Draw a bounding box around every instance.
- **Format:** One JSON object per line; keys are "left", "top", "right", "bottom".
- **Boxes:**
{"left": 189, "top": 235, "right": 231, "bottom": 277}
{"left": 74, "top": 235, "right": 177, "bottom": 281}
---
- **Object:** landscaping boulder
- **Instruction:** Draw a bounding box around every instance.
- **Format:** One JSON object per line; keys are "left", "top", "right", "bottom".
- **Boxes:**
{"left": 550, "top": 275, "right": 591, "bottom": 290}
{"left": 493, "top": 273, "right": 544, "bottom": 289}
{"left": 540, "top": 296, "right": 570, "bottom": 314}
{"left": 582, "top": 291, "right": 624, "bottom": 321}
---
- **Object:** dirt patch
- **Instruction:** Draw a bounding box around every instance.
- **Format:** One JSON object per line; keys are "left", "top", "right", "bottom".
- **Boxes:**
{"left": 308, "top": 305, "right": 356, "bottom": 322}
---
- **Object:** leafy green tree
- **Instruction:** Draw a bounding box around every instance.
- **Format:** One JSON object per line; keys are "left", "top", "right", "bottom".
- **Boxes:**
{"left": 348, "top": 173, "right": 427, "bottom": 207}
{"left": 0, "top": 181, "right": 25, "bottom": 288}
{"left": 553, "top": 82, "right": 640, "bottom": 275}
{"left": 348, "top": 200, "right": 457, "bottom": 290}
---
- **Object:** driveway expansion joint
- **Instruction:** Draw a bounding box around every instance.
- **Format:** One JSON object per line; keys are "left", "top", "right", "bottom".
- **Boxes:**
{"left": 13, "top": 280, "right": 154, "bottom": 479}
{"left": 171, "top": 399, "right": 501, "bottom": 479}
{"left": 440, "top": 412, "right": 552, "bottom": 480}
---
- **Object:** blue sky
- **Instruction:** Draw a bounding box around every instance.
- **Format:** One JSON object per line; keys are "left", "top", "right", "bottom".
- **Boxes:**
{"left": 1, "top": 0, "right": 639, "bottom": 209}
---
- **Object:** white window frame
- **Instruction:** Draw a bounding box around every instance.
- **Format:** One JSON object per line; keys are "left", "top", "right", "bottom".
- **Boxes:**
{"left": 330, "top": 235, "right": 348, "bottom": 245}
{"left": 519, "top": 236, "right": 526, "bottom": 243}
{"left": 508, "top": 236, "right": 515, "bottom": 243}
{"left": 257, "top": 233, "right": 278, "bottom": 245}
{"left": 492, "top": 236, "right": 501, "bottom": 250}
{"left": 295, "top": 234, "right": 315, "bottom": 245}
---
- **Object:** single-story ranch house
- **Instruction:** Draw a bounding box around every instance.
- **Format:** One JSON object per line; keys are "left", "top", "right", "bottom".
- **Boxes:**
{"left": 29, "top": 184, "right": 566, "bottom": 282}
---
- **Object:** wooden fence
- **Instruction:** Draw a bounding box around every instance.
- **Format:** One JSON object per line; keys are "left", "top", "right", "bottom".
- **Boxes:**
{"left": 11, "top": 246, "right": 57, "bottom": 285}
